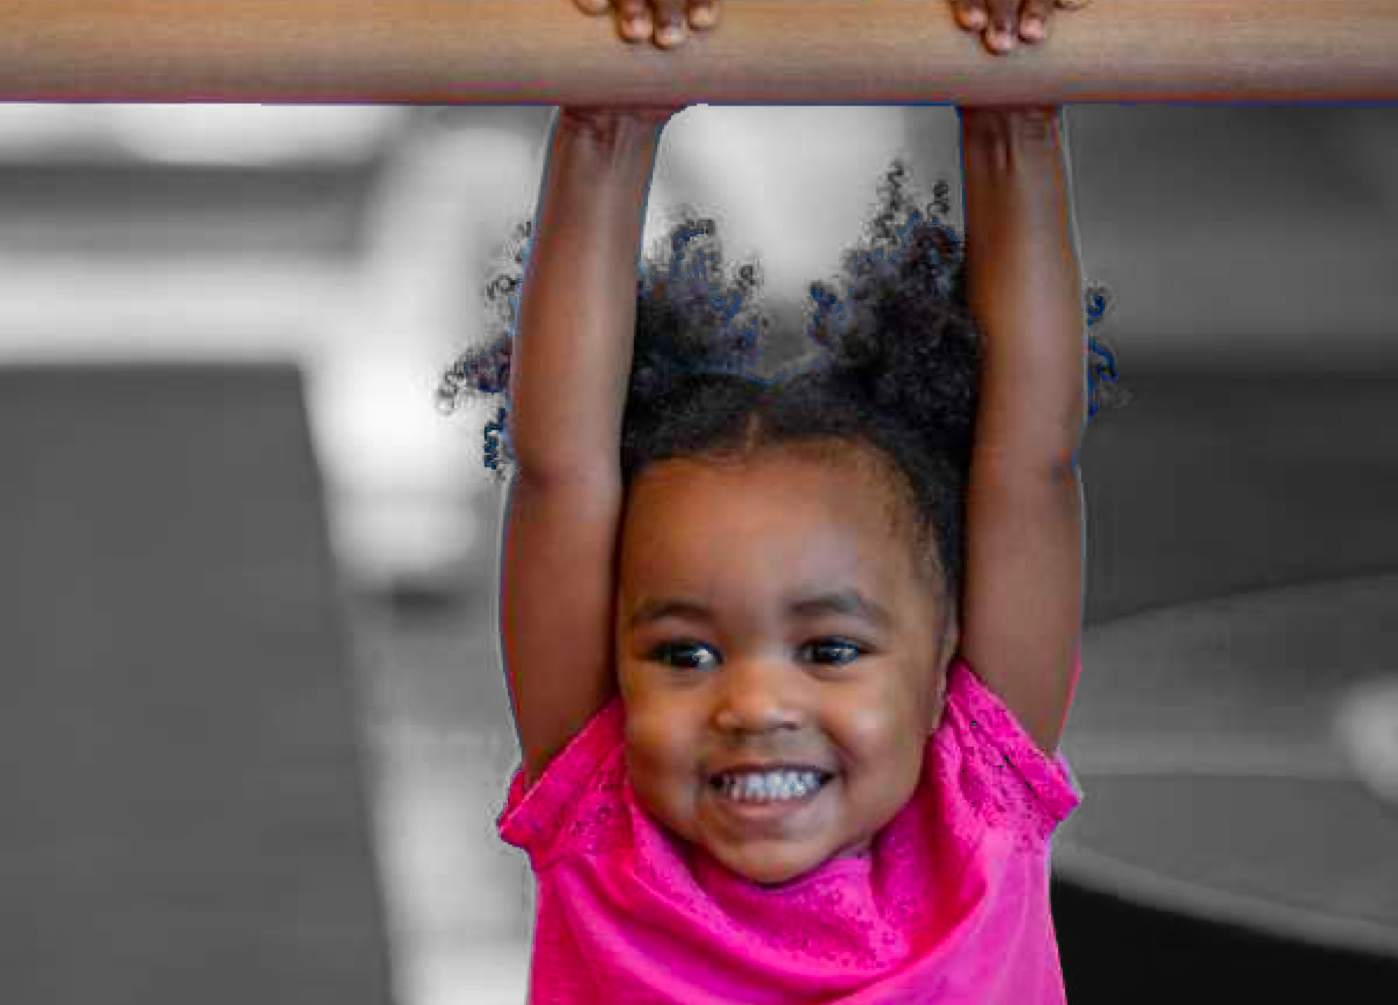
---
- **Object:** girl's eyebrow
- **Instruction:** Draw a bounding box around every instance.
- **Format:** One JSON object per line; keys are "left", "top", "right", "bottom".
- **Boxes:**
{"left": 628, "top": 589, "right": 893, "bottom": 631}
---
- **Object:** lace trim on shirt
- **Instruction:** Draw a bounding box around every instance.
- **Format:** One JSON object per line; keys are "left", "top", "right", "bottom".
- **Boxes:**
{"left": 937, "top": 657, "right": 1083, "bottom": 851}
{"left": 496, "top": 696, "right": 629, "bottom": 865}
{"left": 645, "top": 831, "right": 919, "bottom": 971}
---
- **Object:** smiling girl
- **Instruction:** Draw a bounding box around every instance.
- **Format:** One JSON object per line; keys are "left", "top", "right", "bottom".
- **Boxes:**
{"left": 440, "top": 93, "right": 1122, "bottom": 1001}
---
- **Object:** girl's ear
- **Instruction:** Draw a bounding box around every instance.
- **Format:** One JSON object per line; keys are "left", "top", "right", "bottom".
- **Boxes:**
{"left": 940, "top": 607, "right": 960, "bottom": 666}
{"left": 928, "top": 620, "right": 958, "bottom": 727}
{"left": 925, "top": 622, "right": 958, "bottom": 731}
{"left": 926, "top": 668, "right": 950, "bottom": 737}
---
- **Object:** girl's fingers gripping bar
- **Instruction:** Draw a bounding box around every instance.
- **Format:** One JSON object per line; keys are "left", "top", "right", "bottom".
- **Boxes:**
{"left": 687, "top": 0, "right": 720, "bottom": 32}
{"left": 651, "top": 0, "right": 690, "bottom": 47}
{"left": 985, "top": 0, "right": 1020, "bottom": 51}
{"left": 615, "top": 0, "right": 653, "bottom": 41}
{"left": 1019, "top": 0, "right": 1056, "bottom": 41}
{"left": 952, "top": 0, "right": 988, "bottom": 31}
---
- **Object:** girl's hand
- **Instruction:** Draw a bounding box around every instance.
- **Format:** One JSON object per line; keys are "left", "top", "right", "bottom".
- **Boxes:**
{"left": 956, "top": 106, "right": 1067, "bottom": 168}
{"left": 956, "top": 105, "right": 1063, "bottom": 139}
{"left": 951, "top": 0, "right": 1092, "bottom": 54}
{"left": 557, "top": 105, "right": 688, "bottom": 146}
{"left": 574, "top": 0, "right": 721, "bottom": 50}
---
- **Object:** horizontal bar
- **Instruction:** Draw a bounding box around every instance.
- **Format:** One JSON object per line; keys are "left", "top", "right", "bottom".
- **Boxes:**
{"left": 0, "top": 1, "right": 1394, "bottom": 105}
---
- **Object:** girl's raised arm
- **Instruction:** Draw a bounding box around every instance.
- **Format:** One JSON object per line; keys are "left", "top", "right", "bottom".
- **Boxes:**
{"left": 509, "top": 109, "right": 667, "bottom": 480}
{"left": 502, "top": 109, "right": 670, "bottom": 786}
{"left": 956, "top": 107, "right": 1087, "bottom": 757}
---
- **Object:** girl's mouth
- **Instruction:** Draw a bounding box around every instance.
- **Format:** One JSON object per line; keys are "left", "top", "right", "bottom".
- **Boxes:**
{"left": 707, "top": 771, "right": 834, "bottom": 825}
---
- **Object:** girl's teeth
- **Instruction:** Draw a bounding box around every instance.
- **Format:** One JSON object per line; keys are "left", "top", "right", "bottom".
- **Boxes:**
{"left": 716, "top": 770, "right": 826, "bottom": 802}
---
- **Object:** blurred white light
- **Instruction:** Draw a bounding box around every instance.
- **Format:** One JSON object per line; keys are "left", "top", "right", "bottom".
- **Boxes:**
{"left": 108, "top": 105, "right": 403, "bottom": 165}
{"left": 0, "top": 103, "right": 405, "bottom": 165}
{"left": 0, "top": 105, "right": 119, "bottom": 158}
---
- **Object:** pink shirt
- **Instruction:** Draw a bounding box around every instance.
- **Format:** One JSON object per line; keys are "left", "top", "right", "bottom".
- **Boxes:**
{"left": 496, "top": 655, "right": 1084, "bottom": 1003}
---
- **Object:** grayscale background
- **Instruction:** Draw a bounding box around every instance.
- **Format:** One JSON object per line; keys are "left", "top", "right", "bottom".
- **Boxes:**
{"left": 4, "top": 95, "right": 1397, "bottom": 1004}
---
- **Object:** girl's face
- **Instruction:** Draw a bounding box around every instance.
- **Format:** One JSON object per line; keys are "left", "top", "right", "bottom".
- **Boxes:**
{"left": 615, "top": 447, "right": 958, "bottom": 887}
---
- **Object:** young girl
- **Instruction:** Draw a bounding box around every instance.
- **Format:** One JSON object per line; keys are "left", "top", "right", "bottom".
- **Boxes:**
{"left": 439, "top": 101, "right": 1123, "bottom": 1002}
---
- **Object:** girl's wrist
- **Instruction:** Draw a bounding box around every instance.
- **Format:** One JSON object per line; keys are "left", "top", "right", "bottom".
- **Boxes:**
{"left": 960, "top": 108, "right": 1065, "bottom": 158}
{"left": 556, "top": 109, "right": 666, "bottom": 156}
{"left": 961, "top": 117, "right": 1066, "bottom": 184}
{"left": 551, "top": 110, "right": 663, "bottom": 190}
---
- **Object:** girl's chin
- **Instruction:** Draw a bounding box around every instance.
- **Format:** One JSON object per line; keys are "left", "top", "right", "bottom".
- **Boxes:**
{"left": 735, "top": 853, "right": 825, "bottom": 888}
{"left": 700, "top": 834, "right": 861, "bottom": 888}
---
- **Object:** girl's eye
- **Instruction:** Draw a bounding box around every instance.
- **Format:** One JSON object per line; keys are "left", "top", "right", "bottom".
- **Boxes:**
{"left": 807, "top": 640, "right": 863, "bottom": 665}
{"left": 651, "top": 642, "right": 716, "bottom": 670}
{"left": 648, "top": 639, "right": 864, "bottom": 669}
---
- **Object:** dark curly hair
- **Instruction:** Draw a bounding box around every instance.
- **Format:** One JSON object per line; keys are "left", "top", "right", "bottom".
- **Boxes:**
{"left": 437, "top": 160, "right": 1126, "bottom": 607}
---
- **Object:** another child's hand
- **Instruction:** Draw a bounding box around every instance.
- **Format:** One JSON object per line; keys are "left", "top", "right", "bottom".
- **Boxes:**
{"left": 574, "top": 0, "right": 720, "bottom": 50}
{"left": 951, "top": 0, "right": 1092, "bottom": 54}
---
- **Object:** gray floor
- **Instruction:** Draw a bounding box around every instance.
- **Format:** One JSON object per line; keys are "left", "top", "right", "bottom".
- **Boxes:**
{"left": 0, "top": 367, "right": 397, "bottom": 1005}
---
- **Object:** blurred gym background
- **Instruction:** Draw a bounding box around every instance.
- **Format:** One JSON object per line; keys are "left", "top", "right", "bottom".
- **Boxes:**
{"left": 4, "top": 100, "right": 1397, "bottom": 1004}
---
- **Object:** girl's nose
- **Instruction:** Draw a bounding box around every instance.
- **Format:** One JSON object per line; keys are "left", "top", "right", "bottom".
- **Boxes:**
{"left": 713, "top": 661, "right": 802, "bottom": 734}
{"left": 715, "top": 703, "right": 796, "bottom": 735}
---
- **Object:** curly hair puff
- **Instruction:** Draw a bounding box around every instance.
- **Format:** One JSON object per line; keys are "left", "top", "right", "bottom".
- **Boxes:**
{"left": 437, "top": 159, "right": 1126, "bottom": 607}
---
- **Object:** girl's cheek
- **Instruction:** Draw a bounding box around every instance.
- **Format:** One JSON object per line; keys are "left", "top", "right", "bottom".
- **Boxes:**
{"left": 838, "top": 699, "right": 900, "bottom": 753}
{"left": 625, "top": 707, "right": 689, "bottom": 773}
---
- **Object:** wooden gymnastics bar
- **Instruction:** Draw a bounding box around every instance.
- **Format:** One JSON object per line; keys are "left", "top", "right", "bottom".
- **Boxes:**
{"left": 0, "top": 1, "right": 1394, "bottom": 105}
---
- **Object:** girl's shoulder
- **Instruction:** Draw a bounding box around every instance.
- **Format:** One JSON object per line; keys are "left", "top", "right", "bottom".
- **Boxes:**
{"left": 930, "top": 657, "right": 1084, "bottom": 847}
{"left": 496, "top": 694, "right": 630, "bottom": 864}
